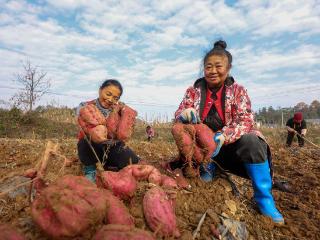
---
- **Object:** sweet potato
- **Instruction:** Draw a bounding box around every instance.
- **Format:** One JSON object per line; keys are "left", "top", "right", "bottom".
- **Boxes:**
{"left": 0, "top": 224, "right": 26, "bottom": 240}
{"left": 194, "top": 123, "right": 216, "bottom": 161}
{"left": 143, "top": 187, "right": 180, "bottom": 238}
{"left": 104, "top": 190, "right": 135, "bottom": 226}
{"left": 105, "top": 106, "right": 121, "bottom": 139}
{"left": 161, "top": 175, "right": 178, "bottom": 189}
{"left": 123, "top": 164, "right": 154, "bottom": 180}
{"left": 87, "top": 125, "right": 108, "bottom": 143}
{"left": 148, "top": 168, "right": 162, "bottom": 185}
{"left": 171, "top": 123, "right": 195, "bottom": 162}
{"left": 193, "top": 144, "right": 204, "bottom": 164}
{"left": 92, "top": 224, "right": 155, "bottom": 240}
{"left": 78, "top": 104, "right": 106, "bottom": 132}
{"left": 31, "top": 175, "right": 107, "bottom": 239}
{"left": 97, "top": 170, "right": 137, "bottom": 200}
{"left": 117, "top": 105, "right": 137, "bottom": 141}
{"left": 22, "top": 168, "right": 37, "bottom": 179}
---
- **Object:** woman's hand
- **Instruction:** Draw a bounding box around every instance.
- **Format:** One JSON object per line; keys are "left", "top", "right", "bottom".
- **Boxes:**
{"left": 178, "top": 108, "right": 200, "bottom": 124}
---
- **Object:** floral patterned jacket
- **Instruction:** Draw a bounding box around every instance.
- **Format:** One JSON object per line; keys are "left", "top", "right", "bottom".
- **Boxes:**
{"left": 175, "top": 77, "right": 265, "bottom": 145}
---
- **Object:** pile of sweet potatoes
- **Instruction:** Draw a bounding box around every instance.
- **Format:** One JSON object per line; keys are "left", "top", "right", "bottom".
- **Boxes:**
{"left": 105, "top": 103, "right": 137, "bottom": 141}
{"left": 172, "top": 123, "right": 217, "bottom": 176}
{"left": 31, "top": 175, "right": 134, "bottom": 238}
{"left": 78, "top": 104, "right": 108, "bottom": 143}
{"left": 97, "top": 164, "right": 181, "bottom": 200}
{"left": 78, "top": 103, "right": 137, "bottom": 143}
{"left": 96, "top": 164, "right": 182, "bottom": 238}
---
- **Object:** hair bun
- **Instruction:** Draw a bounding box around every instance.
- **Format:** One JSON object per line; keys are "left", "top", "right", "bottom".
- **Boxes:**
{"left": 213, "top": 40, "right": 227, "bottom": 50}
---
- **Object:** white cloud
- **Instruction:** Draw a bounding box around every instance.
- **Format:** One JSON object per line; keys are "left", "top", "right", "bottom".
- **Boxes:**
{"left": 45, "top": 0, "right": 88, "bottom": 9}
{"left": 241, "top": 0, "right": 320, "bottom": 37}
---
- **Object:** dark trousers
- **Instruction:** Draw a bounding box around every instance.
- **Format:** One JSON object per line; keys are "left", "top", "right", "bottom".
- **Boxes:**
{"left": 78, "top": 138, "right": 140, "bottom": 171}
{"left": 214, "top": 133, "right": 268, "bottom": 178}
{"left": 286, "top": 132, "right": 304, "bottom": 147}
{"left": 170, "top": 133, "right": 269, "bottom": 179}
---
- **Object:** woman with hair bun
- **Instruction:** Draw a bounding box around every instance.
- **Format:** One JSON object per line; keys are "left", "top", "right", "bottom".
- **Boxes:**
{"left": 171, "top": 40, "right": 284, "bottom": 224}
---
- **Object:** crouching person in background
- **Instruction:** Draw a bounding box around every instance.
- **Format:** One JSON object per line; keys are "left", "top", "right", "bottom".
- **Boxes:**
{"left": 146, "top": 125, "right": 155, "bottom": 142}
{"left": 76, "top": 79, "right": 140, "bottom": 183}
{"left": 171, "top": 40, "right": 284, "bottom": 224}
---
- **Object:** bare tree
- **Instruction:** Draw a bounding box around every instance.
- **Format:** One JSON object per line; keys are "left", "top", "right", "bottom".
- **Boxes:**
{"left": 11, "top": 60, "right": 51, "bottom": 112}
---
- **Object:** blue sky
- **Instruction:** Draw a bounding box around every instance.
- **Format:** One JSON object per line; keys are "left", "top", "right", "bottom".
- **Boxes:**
{"left": 0, "top": 0, "right": 319, "bottom": 121}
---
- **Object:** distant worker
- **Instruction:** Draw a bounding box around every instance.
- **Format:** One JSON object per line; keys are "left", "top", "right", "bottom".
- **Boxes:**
{"left": 286, "top": 112, "right": 307, "bottom": 147}
{"left": 146, "top": 125, "right": 155, "bottom": 141}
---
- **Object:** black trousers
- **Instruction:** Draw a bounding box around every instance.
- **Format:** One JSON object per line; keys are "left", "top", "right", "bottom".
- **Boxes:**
{"left": 170, "top": 133, "right": 269, "bottom": 179}
{"left": 78, "top": 138, "right": 140, "bottom": 171}
{"left": 214, "top": 133, "right": 268, "bottom": 178}
{"left": 286, "top": 132, "right": 304, "bottom": 147}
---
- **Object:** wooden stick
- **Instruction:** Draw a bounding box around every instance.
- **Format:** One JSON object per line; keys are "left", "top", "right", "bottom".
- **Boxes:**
{"left": 37, "top": 141, "right": 58, "bottom": 177}
{"left": 287, "top": 127, "right": 320, "bottom": 149}
{"left": 192, "top": 210, "right": 207, "bottom": 239}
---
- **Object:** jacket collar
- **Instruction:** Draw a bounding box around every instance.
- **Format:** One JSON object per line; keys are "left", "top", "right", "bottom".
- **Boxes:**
{"left": 194, "top": 76, "right": 233, "bottom": 117}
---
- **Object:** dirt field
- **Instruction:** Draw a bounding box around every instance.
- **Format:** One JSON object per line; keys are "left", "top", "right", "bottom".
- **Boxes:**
{"left": 0, "top": 126, "right": 319, "bottom": 239}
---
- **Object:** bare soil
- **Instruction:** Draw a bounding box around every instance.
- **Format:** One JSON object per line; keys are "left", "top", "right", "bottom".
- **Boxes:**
{"left": 0, "top": 134, "right": 319, "bottom": 240}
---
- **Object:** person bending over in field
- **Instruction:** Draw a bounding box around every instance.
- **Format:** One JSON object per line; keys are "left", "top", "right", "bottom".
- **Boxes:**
{"left": 76, "top": 79, "right": 140, "bottom": 183}
{"left": 286, "top": 112, "right": 307, "bottom": 147}
{"left": 170, "top": 40, "right": 284, "bottom": 224}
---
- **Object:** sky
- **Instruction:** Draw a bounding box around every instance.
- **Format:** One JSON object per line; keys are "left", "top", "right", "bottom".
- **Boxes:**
{"left": 0, "top": 0, "right": 320, "bottom": 121}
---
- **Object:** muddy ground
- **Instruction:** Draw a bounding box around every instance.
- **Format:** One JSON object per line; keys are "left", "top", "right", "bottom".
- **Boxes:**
{"left": 0, "top": 132, "right": 319, "bottom": 240}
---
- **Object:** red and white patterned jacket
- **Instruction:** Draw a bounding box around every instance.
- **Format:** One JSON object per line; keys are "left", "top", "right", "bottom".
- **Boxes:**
{"left": 175, "top": 77, "right": 265, "bottom": 145}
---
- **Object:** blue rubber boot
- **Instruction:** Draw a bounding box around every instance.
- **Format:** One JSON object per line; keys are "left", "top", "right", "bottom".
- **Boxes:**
{"left": 244, "top": 161, "right": 284, "bottom": 224}
{"left": 200, "top": 162, "right": 215, "bottom": 182}
{"left": 83, "top": 164, "right": 96, "bottom": 183}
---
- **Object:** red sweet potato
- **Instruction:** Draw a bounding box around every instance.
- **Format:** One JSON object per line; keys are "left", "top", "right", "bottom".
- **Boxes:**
{"left": 148, "top": 168, "right": 162, "bottom": 185}
{"left": 172, "top": 123, "right": 195, "bottom": 162}
{"left": 31, "top": 175, "right": 107, "bottom": 239}
{"left": 105, "top": 106, "right": 121, "bottom": 139}
{"left": 143, "top": 187, "right": 180, "bottom": 238}
{"left": 104, "top": 190, "right": 135, "bottom": 226}
{"left": 194, "top": 123, "right": 216, "bottom": 161}
{"left": 97, "top": 170, "right": 137, "bottom": 200}
{"left": 117, "top": 105, "right": 137, "bottom": 141}
{"left": 193, "top": 144, "right": 204, "bottom": 164}
{"left": 78, "top": 105, "right": 106, "bottom": 132}
{"left": 92, "top": 224, "right": 155, "bottom": 240}
{"left": 87, "top": 125, "right": 108, "bottom": 143}
{"left": 0, "top": 224, "right": 26, "bottom": 240}
{"left": 22, "top": 168, "right": 37, "bottom": 179}
{"left": 161, "top": 175, "right": 178, "bottom": 189}
{"left": 123, "top": 164, "right": 154, "bottom": 180}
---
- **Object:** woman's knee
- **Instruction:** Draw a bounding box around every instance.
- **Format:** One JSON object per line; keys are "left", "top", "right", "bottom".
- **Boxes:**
{"left": 237, "top": 134, "right": 267, "bottom": 163}
{"left": 239, "top": 133, "right": 260, "bottom": 146}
